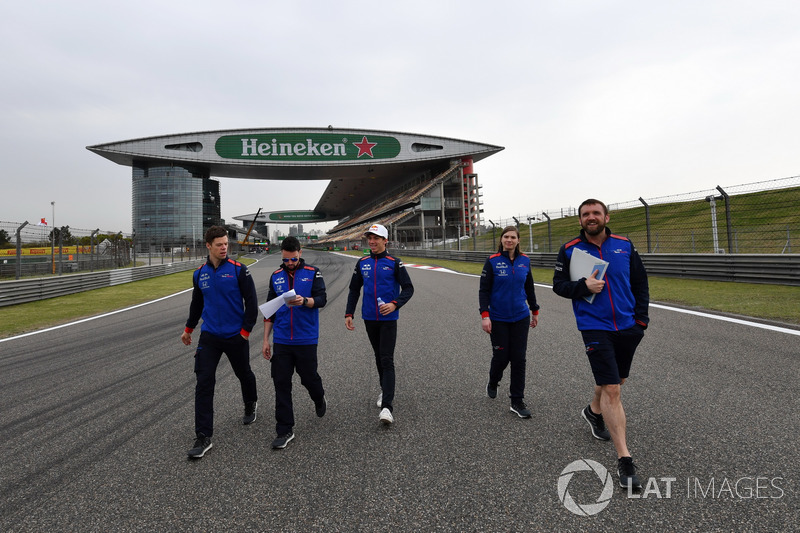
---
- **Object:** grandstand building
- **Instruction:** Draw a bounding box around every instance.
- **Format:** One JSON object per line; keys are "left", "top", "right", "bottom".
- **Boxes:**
{"left": 88, "top": 128, "right": 503, "bottom": 250}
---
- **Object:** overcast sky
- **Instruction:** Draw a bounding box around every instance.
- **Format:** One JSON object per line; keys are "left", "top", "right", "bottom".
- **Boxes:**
{"left": 2, "top": 1, "right": 799, "bottom": 234}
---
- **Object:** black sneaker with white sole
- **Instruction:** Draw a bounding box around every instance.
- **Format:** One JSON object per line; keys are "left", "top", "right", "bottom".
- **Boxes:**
{"left": 617, "top": 456, "right": 642, "bottom": 491}
{"left": 243, "top": 401, "right": 257, "bottom": 425}
{"left": 581, "top": 405, "right": 611, "bottom": 440}
{"left": 510, "top": 401, "right": 532, "bottom": 419}
{"left": 271, "top": 432, "right": 295, "bottom": 449}
{"left": 187, "top": 433, "right": 213, "bottom": 458}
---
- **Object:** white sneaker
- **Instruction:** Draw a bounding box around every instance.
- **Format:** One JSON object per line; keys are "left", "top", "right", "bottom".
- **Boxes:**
{"left": 376, "top": 393, "right": 383, "bottom": 408}
{"left": 379, "top": 407, "right": 394, "bottom": 425}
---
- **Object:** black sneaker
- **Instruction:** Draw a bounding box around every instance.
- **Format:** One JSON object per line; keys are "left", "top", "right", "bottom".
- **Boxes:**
{"left": 187, "top": 433, "right": 213, "bottom": 458}
{"left": 315, "top": 396, "right": 327, "bottom": 418}
{"left": 487, "top": 382, "right": 498, "bottom": 399}
{"left": 271, "top": 432, "right": 295, "bottom": 449}
{"left": 617, "top": 457, "right": 642, "bottom": 491}
{"left": 243, "top": 401, "right": 258, "bottom": 425}
{"left": 581, "top": 405, "right": 611, "bottom": 441}
{"left": 510, "top": 401, "right": 532, "bottom": 419}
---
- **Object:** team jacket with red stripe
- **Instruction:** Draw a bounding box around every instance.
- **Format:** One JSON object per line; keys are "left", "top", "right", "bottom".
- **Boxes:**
{"left": 186, "top": 257, "right": 258, "bottom": 339}
{"left": 265, "top": 259, "right": 327, "bottom": 345}
{"left": 345, "top": 250, "right": 414, "bottom": 321}
{"left": 478, "top": 251, "right": 539, "bottom": 322}
{"left": 552, "top": 228, "right": 649, "bottom": 331}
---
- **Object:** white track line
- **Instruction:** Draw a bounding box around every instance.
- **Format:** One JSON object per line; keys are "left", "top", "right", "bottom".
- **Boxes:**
{"left": 3, "top": 258, "right": 798, "bottom": 341}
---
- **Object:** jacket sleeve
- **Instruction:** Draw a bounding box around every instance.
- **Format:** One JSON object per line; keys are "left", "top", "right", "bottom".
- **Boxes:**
{"left": 345, "top": 261, "right": 363, "bottom": 317}
{"left": 552, "top": 245, "right": 593, "bottom": 300}
{"left": 264, "top": 274, "right": 278, "bottom": 323}
{"left": 478, "top": 257, "right": 493, "bottom": 316}
{"left": 238, "top": 264, "right": 259, "bottom": 334}
{"left": 392, "top": 258, "right": 414, "bottom": 309}
{"left": 185, "top": 269, "right": 204, "bottom": 330}
{"left": 524, "top": 268, "right": 539, "bottom": 313}
{"left": 629, "top": 246, "right": 650, "bottom": 328}
{"left": 311, "top": 267, "right": 327, "bottom": 309}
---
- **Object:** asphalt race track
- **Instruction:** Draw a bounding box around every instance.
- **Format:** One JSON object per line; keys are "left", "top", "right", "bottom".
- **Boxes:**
{"left": 2, "top": 250, "right": 798, "bottom": 532}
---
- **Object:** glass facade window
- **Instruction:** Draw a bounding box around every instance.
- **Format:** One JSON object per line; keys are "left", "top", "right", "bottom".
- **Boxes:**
{"left": 132, "top": 164, "right": 221, "bottom": 251}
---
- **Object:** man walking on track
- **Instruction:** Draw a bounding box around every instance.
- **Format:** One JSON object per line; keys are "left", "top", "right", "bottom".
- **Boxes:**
{"left": 181, "top": 226, "right": 259, "bottom": 459}
{"left": 345, "top": 224, "right": 414, "bottom": 425}
{"left": 553, "top": 199, "right": 650, "bottom": 491}
{"left": 262, "top": 236, "right": 328, "bottom": 450}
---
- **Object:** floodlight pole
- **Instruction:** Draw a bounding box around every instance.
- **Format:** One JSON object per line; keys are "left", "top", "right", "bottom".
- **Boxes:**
{"left": 526, "top": 217, "right": 534, "bottom": 253}
{"left": 16, "top": 221, "right": 28, "bottom": 280}
{"left": 716, "top": 185, "right": 733, "bottom": 254}
{"left": 638, "top": 197, "right": 651, "bottom": 253}
{"left": 541, "top": 212, "right": 552, "bottom": 252}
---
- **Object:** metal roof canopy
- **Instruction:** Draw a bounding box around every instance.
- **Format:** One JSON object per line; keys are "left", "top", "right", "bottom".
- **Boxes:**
{"left": 87, "top": 127, "right": 503, "bottom": 223}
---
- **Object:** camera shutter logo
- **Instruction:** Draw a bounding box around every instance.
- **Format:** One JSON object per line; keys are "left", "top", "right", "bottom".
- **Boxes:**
{"left": 558, "top": 459, "right": 614, "bottom": 516}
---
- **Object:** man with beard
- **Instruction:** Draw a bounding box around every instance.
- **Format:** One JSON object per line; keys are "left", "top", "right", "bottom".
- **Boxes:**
{"left": 262, "top": 236, "right": 327, "bottom": 450}
{"left": 553, "top": 199, "right": 650, "bottom": 491}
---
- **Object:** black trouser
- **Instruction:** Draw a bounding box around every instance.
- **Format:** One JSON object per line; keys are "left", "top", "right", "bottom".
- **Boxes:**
{"left": 194, "top": 331, "right": 258, "bottom": 438}
{"left": 488, "top": 317, "right": 529, "bottom": 401}
{"left": 364, "top": 320, "right": 398, "bottom": 411}
{"left": 271, "top": 343, "right": 325, "bottom": 436}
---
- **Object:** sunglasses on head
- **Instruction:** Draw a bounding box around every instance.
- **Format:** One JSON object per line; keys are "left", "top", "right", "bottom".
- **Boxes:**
{"left": 282, "top": 257, "right": 299, "bottom": 263}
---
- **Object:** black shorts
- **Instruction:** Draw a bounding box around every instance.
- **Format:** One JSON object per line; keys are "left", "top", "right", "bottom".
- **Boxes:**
{"left": 580, "top": 325, "right": 645, "bottom": 385}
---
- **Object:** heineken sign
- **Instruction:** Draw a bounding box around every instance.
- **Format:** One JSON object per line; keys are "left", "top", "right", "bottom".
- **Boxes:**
{"left": 215, "top": 133, "right": 401, "bottom": 161}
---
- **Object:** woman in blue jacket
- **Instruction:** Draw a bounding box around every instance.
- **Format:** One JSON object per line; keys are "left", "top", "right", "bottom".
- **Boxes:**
{"left": 478, "top": 226, "right": 539, "bottom": 418}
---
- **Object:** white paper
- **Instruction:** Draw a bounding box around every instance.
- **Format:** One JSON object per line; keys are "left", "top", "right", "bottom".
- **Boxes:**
{"left": 259, "top": 289, "right": 296, "bottom": 318}
{"left": 569, "top": 248, "right": 609, "bottom": 304}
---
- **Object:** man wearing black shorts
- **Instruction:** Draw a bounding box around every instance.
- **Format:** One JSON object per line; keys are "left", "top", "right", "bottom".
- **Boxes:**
{"left": 553, "top": 199, "right": 649, "bottom": 491}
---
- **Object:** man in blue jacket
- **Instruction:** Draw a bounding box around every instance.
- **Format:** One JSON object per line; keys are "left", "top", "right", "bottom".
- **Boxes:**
{"left": 181, "top": 226, "right": 259, "bottom": 459}
{"left": 262, "top": 236, "right": 327, "bottom": 449}
{"left": 345, "top": 224, "right": 414, "bottom": 425}
{"left": 553, "top": 199, "right": 649, "bottom": 491}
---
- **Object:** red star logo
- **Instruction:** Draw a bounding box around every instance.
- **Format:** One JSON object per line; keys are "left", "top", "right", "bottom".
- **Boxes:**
{"left": 353, "top": 136, "right": 378, "bottom": 158}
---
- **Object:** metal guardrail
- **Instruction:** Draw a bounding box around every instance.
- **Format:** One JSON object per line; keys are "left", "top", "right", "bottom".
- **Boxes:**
{"left": 0, "top": 260, "right": 204, "bottom": 307}
{"left": 2, "top": 250, "right": 799, "bottom": 308}
{"left": 393, "top": 249, "right": 800, "bottom": 286}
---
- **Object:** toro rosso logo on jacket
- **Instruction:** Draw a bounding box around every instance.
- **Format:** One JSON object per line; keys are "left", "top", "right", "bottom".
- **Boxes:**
{"left": 220, "top": 273, "right": 234, "bottom": 279}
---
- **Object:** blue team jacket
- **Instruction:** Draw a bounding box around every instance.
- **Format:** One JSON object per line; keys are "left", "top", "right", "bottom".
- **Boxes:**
{"left": 186, "top": 258, "right": 258, "bottom": 338}
{"left": 478, "top": 251, "right": 539, "bottom": 322}
{"left": 345, "top": 251, "right": 414, "bottom": 321}
{"left": 553, "top": 228, "right": 649, "bottom": 331}
{"left": 267, "top": 260, "right": 326, "bottom": 345}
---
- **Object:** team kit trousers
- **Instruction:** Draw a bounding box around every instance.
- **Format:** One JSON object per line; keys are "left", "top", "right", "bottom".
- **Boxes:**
{"left": 364, "top": 320, "right": 398, "bottom": 411}
{"left": 488, "top": 317, "right": 530, "bottom": 401}
{"left": 270, "top": 343, "right": 325, "bottom": 436}
{"left": 194, "top": 331, "right": 258, "bottom": 438}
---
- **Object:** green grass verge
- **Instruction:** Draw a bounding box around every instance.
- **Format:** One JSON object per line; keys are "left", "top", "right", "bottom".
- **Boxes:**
{"left": 0, "top": 257, "right": 255, "bottom": 339}
{"left": 2, "top": 254, "right": 797, "bottom": 340}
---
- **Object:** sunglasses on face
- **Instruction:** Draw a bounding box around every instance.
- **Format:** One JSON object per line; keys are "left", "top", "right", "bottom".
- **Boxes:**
{"left": 282, "top": 257, "right": 299, "bottom": 263}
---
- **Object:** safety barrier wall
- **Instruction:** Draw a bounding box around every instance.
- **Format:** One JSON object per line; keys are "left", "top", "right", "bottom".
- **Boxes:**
{"left": 393, "top": 249, "right": 800, "bottom": 286}
{"left": 3, "top": 252, "right": 799, "bottom": 308}
{"left": 0, "top": 260, "right": 204, "bottom": 307}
